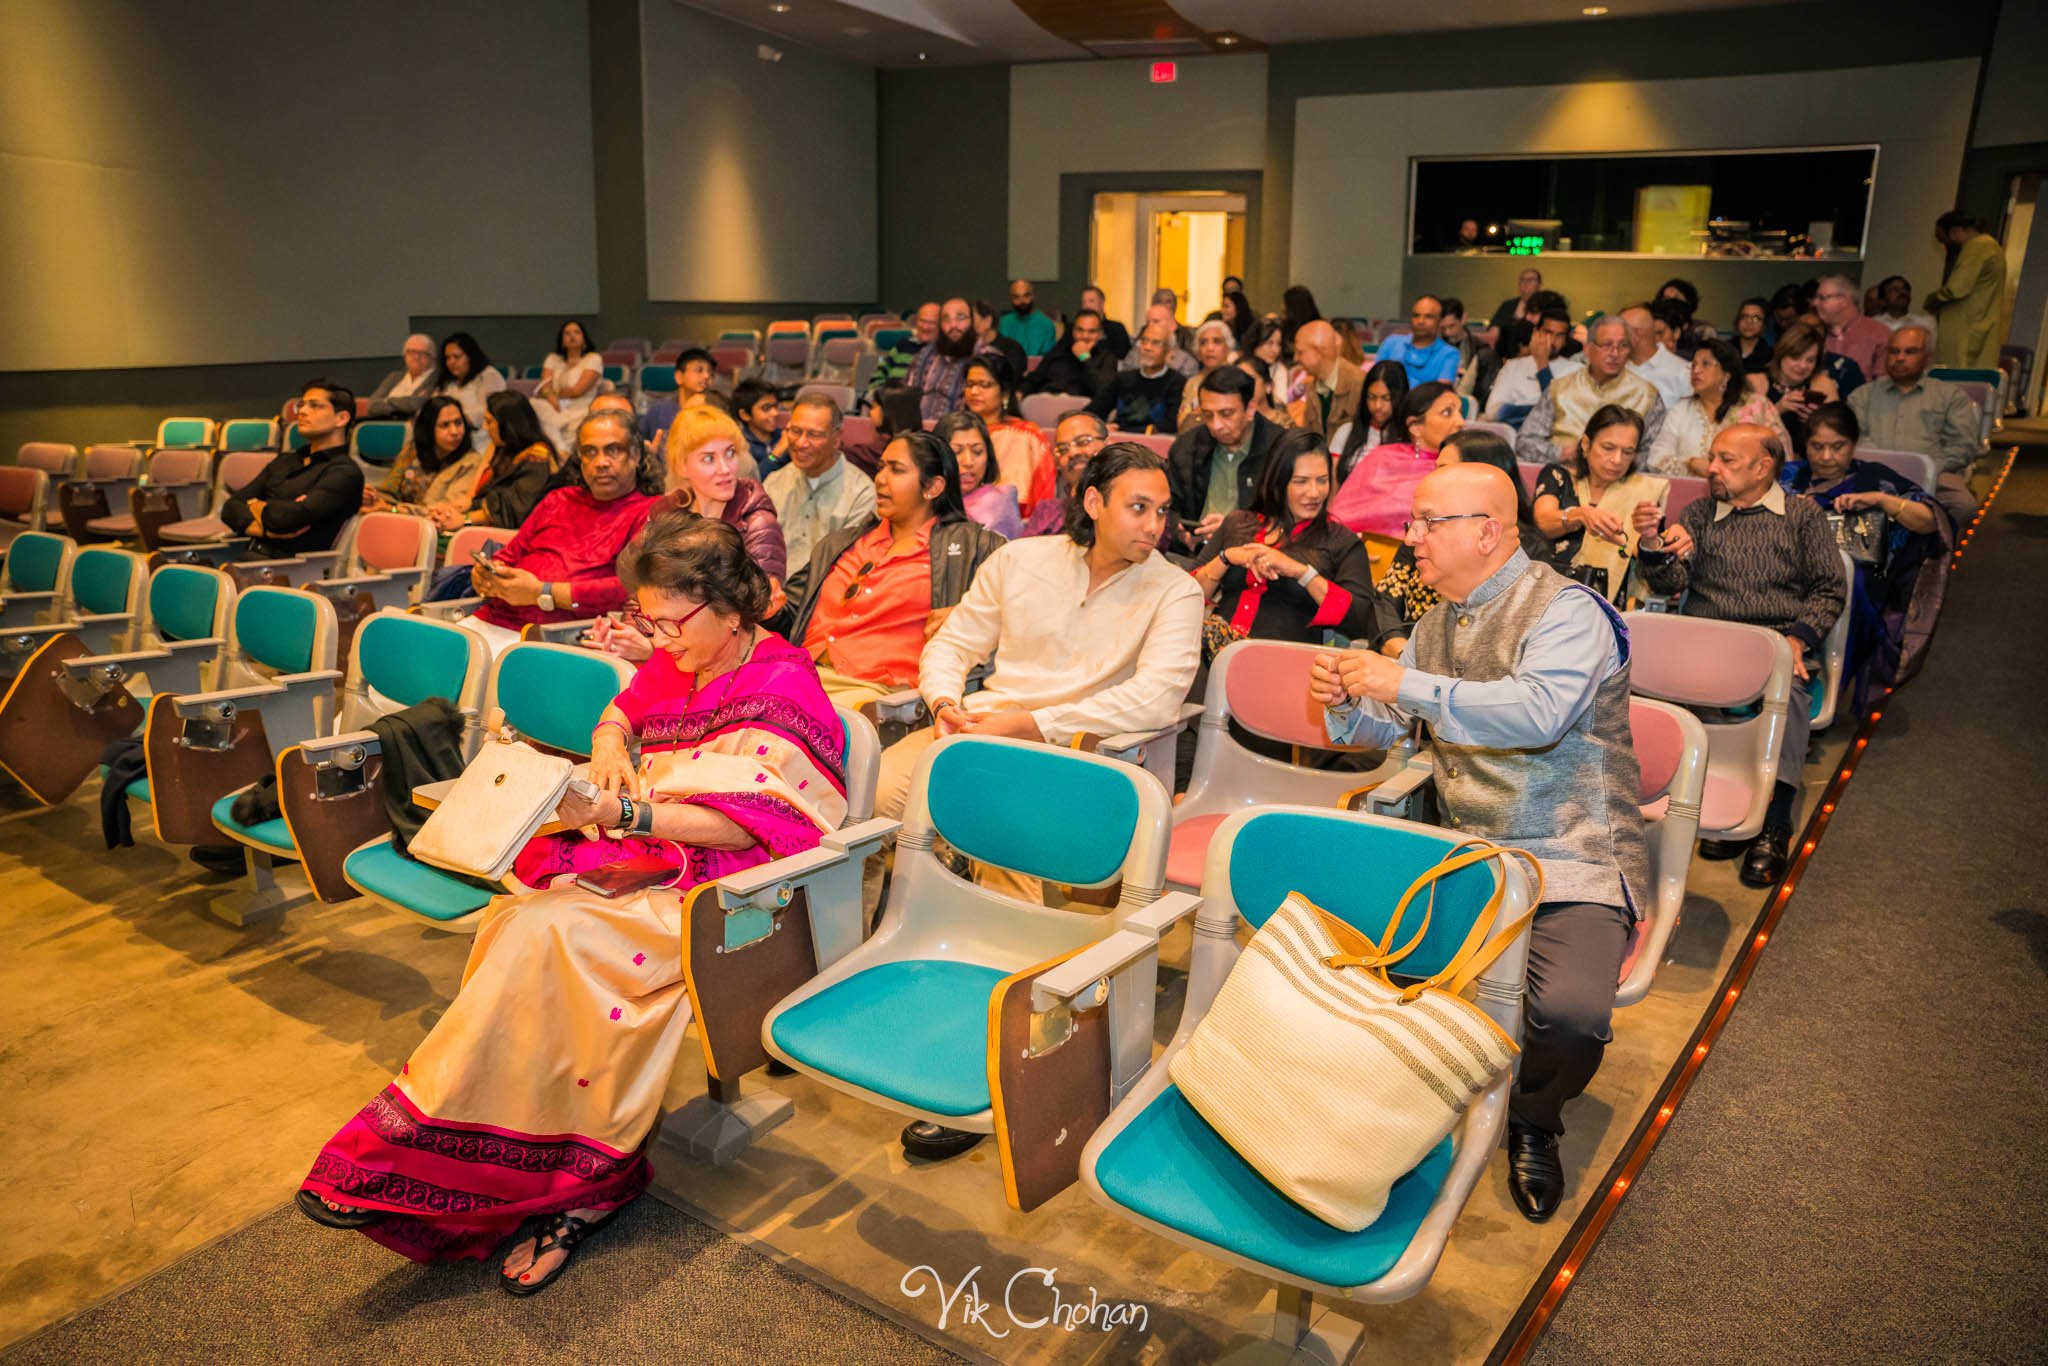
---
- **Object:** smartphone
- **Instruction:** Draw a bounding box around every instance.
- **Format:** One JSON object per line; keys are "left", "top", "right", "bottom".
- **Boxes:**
{"left": 471, "top": 545, "right": 498, "bottom": 570}
{"left": 574, "top": 853, "right": 682, "bottom": 898}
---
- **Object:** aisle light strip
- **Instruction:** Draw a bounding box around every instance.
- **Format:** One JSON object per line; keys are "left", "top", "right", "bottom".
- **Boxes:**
{"left": 1493, "top": 445, "right": 2020, "bottom": 1364}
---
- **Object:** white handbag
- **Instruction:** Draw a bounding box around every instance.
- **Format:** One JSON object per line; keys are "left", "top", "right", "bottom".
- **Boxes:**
{"left": 408, "top": 734, "right": 575, "bottom": 884}
{"left": 1169, "top": 841, "right": 1542, "bottom": 1232}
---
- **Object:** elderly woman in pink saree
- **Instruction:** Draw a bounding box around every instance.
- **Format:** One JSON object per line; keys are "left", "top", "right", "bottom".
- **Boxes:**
{"left": 297, "top": 513, "right": 845, "bottom": 1295}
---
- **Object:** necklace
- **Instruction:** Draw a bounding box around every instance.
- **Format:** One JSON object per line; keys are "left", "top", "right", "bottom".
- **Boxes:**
{"left": 690, "top": 628, "right": 758, "bottom": 713}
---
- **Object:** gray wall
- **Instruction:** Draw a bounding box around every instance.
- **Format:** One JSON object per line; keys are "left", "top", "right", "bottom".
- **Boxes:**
{"left": 640, "top": 0, "right": 877, "bottom": 303}
{"left": 876, "top": 66, "right": 1010, "bottom": 311}
{"left": 1973, "top": 1, "right": 2048, "bottom": 149}
{"left": 0, "top": 0, "right": 597, "bottom": 372}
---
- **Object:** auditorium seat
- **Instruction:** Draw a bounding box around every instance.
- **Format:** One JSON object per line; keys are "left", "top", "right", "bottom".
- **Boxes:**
{"left": 154, "top": 417, "right": 216, "bottom": 450}
{"left": 871, "top": 327, "right": 910, "bottom": 353}
{"left": 638, "top": 362, "right": 679, "bottom": 404}
{"left": 86, "top": 447, "right": 213, "bottom": 541}
{"left": 12, "top": 443, "right": 77, "bottom": 530}
{"left": 57, "top": 445, "right": 147, "bottom": 543}
{"left": 709, "top": 345, "right": 754, "bottom": 379}
{"left": 1075, "top": 805, "right": 1533, "bottom": 1344}
{"left": 718, "top": 328, "right": 762, "bottom": 351}
{"left": 1021, "top": 393, "right": 1089, "bottom": 429}
{"left": 135, "top": 586, "right": 339, "bottom": 855}
{"left": 796, "top": 381, "right": 855, "bottom": 413}
{"left": 1165, "top": 640, "right": 1406, "bottom": 892}
{"left": 761, "top": 334, "right": 811, "bottom": 387}
{"left": 608, "top": 337, "right": 652, "bottom": 361}
{"left": 440, "top": 524, "right": 516, "bottom": 571}
{"left": 151, "top": 448, "right": 276, "bottom": 555}
{"left": 0, "top": 539, "right": 141, "bottom": 662}
{"left": 1465, "top": 419, "right": 1517, "bottom": 446}
{"left": 1855, "top": 446, "right": 1939, "bottom": 494}
{"left": 814, "top": 337, "right": 862, "bottom": 384}
{"left": 1622, "top": 612, "right": 1794, "bottom": 844}
{"left": 214, "top": 419, "right": 278, "bottom": 454}
{"left": 763, "top": 735, "right": 1180, "bottom": 1210}
{"left": 1618, "top": 697, "right": 1709, "bottom": 1007}
{"left": 0, "top": 563, "right": 236, "bottom": 806}
{"left": 1809, "top": 551, "right": 1856, "bottom": 730}
{"left": 320, "top": 640, "right": 633, "bottom": 927}
{"left": 0, "top": 466, "right": 48, "bottom": 548}
{"left": 205, "top": 609, "right": 486, "bottom": 923}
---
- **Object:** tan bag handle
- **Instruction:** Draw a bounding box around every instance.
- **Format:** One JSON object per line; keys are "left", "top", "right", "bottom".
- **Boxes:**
{"left": 1317, "top": 837, "right": 1544, "bottom": 1000}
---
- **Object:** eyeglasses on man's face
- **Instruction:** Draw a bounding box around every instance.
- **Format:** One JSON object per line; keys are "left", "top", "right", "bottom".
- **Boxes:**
{"left": 578, "top": 442, "right": 635, "bottom": 465}
{"left": 1053, "top": 433, "right": 1102, "bottom": 459}
{"left": 1402, "top": 512, "right": 1491, "bottom": 540}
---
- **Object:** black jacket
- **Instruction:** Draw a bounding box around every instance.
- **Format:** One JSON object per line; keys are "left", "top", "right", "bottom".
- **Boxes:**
{"left": 472, "top": 446, "right": 556, "bottom": 531}
{"left": 1024, "top": 346, "right": 1119, "bottom": 399}
{"left": 1088, "top": 366, "right": 1183, "bottom": 434}
{"left": 221, "top": 443, "right": 364, "bottom": 556}
{"left": 1100, "top": 318, "right": 1133, "bottom": 360}
{"left": 787, "top": 515, "right": 1008, "bottom": 646}
{"left": 1166, "top": 414, "right": 1285, "bottom": 533}
{"left": 1194, "top": 513, "right": 1379, "bottom": 643}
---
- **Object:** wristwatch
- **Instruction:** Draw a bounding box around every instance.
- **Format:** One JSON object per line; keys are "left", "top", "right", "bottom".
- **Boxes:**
{"left": 1297, "top": 566, "right": 1322, "bottom": 588}
{"left": 538, "top": 587, "right": 556, "bottom": 612}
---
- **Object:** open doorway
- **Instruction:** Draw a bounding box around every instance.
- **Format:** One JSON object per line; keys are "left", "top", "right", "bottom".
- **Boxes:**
{"left": 1089, "top": 191, "right": 1246, "bottom": 332}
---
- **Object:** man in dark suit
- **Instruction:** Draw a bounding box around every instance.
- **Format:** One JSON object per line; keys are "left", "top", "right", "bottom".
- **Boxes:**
{"left": 1166, "top": 366, "right": 1283, "bottom": 552}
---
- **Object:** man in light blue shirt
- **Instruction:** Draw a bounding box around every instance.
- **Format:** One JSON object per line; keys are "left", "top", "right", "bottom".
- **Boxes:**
{"left": 997, "top": 279, "right": 1058, "bottom": 357}
{"left": 1374, "top": 294, "right": 1462, "bottom": 387}
{"left": 1310, "top": 463, "right": 1649, "bottom": 1227}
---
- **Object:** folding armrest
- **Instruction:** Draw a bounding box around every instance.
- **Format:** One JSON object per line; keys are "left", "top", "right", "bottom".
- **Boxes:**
{"left": 298, "top": 728, "right": 380, "bottom": 763}
{"left": 311, "top": 571, "right": 414, "bottom": 612}
{"left": 68, "top": 635, "right": 223, "bottom": 698}
{"left": 415, "top": 596, "right": 483, "bottom": 621}
{"left": 171, "top": 668, "right": 342, "bottom": 750}
{"left": 1359, "top": 756, "right": 1433, "bottom": 818}
{"left": 868, "top": 688, "right": 926, "bottom": 726}
{"left": 1093, "top": 701, "right": 1206, "bottom": 760}
{"left": 715, "top": 816, "right": 902, "bottom": 970}
{"left": 1029, "top": 891, "right": 1202, "bottom": 1099}
{"left": 0, "top": 590, "right": 59, "bottom": 627}
{"left": 528, "top": 617, "right": 595, "bottom": 645}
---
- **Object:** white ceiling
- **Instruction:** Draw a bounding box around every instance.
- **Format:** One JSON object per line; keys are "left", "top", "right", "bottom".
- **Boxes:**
{"left": 675, "top": 0, "right": 1813, "bottom": 68}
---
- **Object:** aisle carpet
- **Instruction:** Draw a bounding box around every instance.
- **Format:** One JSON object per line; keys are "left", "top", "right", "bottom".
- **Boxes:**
{"left": 6, "top": 1198, "right": 968, "bottom": 1364}
{"left": 1533, "top": 451, "right": 2048, "bottom": 1360}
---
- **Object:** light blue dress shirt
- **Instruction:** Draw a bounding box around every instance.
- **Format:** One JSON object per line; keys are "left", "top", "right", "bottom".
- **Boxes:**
{"left": 1375, "top": 335, "right": 1462, "bottom": 387}
{"left": 1324, "top": 551, "right": 1623, "bottom": 750}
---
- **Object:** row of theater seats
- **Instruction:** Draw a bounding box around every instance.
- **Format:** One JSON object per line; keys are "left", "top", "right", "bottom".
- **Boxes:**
{"left": 0, "top": 485, "right": 1826, "bottom": 1351}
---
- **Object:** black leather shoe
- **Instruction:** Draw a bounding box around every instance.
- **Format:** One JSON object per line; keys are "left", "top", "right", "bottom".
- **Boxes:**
{"left": 900, "top": 1121, "right": 984, "bottom": 1161}
{"left": 1740, "top": 824, "right": 1792, "bottom": 888}
{"left": 1697, "top": 837, "right": 1751, "bottom": 861}
{"left": 1506, "top": 1121, "right": 1565, "bottom": 1222}
{"left": 765, "top": 1058, "right": 796, "bottom": 1078}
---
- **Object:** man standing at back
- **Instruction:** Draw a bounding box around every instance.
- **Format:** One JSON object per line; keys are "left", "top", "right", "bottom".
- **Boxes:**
{"left": 1288, "top": 319, "right": 1363, "bottom": 441}
{"left": 1926, "top": 212, "right": 2006, "bottom": 369}
{"left": 1375, "top": 295, "right": 1461, "bottom": 387}
{"left": 998, "top": 279, "right": 1058, "bottom": 358}
{"left": 1310, "top": 462, "right": 1650, "bottom": 1224}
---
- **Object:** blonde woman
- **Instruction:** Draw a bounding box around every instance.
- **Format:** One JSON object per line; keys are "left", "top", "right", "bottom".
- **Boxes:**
{"left": 663, "top": 405, "right": 788, "bottom": 614}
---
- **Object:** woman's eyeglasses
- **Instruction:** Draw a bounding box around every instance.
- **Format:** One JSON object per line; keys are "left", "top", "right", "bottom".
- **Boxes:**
{"left": 627, "top": 600, "right": 711, "bottom": 637}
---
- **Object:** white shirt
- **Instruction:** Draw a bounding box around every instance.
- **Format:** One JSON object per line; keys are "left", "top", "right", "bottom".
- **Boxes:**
{"left": 1483, "top": 355, "right": 1585, "bottom": 420}
{"left": 389, "top": 368, "right": 434, "bottom": 400}
{"left": 541, "top": 352, "right": 603, "bottom": 398}
{"left": 1875, "top": 310, "right": 1938, "bottom": 340}
{"left": 1628, "top": 347, "right": 1693, "bottom": 408}
{"left": 919, "top": 536, "right": 1203, "bottom": 744}
{"left": 764, "top": 457, "right": 876, "bottom": 580}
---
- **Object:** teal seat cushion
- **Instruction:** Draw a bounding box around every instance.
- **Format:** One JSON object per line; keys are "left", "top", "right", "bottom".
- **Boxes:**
{"left": 345, "top": 839, "right": 496, "bottom": 922}
{"left": 210, "top": 790, "right": 293, "bottom": 853}
{"left": 125, "top": 776, "right": 150, "bottom": 803}
{"left": 770, "top": 959, "right": 1006, "bottom": 1117}
{"left": 1092, "top": 1083, "right": 1452, "bottom": 1289}
{"left": 927, "top": 741, "right": 1138, "bottom": 887}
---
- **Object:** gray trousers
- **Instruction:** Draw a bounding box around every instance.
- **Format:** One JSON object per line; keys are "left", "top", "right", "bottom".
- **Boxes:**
{"left": 1779, "top": 675, "right": 1812, "bottom": 820}
{"left": 1511, "top": 899, "right": 1632, "bottom": 1135}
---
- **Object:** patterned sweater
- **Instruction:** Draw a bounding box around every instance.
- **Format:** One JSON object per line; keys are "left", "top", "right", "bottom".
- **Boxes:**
{"left": 1639, "top": 484, "right": 1844, "bottom": 650}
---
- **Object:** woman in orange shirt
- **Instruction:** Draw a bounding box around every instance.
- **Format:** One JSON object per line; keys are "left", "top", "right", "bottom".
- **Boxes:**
{"left": 787, "top": 431, "right": 1007, "bottom": 712}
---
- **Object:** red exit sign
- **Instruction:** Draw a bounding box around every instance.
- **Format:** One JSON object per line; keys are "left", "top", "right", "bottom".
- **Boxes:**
{"left": 1150, "top": 61, "right": 1178, "bottom": 84}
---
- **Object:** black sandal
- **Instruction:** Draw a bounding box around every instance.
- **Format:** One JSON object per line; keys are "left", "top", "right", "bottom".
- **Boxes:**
{"left": 499, "top": 1209, "right": 618, "bottom": 1297}
{"left": 295, "top": 1189, "right": 386, "bottom": 1230}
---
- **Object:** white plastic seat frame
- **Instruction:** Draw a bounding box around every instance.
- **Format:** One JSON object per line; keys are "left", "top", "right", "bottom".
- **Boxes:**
{"left": 1071, "top": 805, "right": 1535, "bottom": 1341}
{"left": 0, "top": 544, "right": 146, "bottom": 664}
{"left": 1617, "top": 697, "right": 1708, "bottom": 1007}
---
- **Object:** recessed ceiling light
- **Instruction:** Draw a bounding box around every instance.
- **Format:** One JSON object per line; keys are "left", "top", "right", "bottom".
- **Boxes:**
{"left": 1215, "top": 33, "right": 1239, "bottom": 46}
{"left": 841, "top": 25, "right": 868, "bottom": 36}
{"left": 1582, "top": 5, "right": 1608, "bottom": 13}
{"left": 768, "top": 2, "right": 789, "bottom": 12}
{"left": 917, "top": 51, "right": 928, "bottom": 61}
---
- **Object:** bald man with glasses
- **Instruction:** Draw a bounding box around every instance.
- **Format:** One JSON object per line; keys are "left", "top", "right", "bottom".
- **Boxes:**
{"left": 1311, "top": 463, "right": 1650, "bottom": 1226}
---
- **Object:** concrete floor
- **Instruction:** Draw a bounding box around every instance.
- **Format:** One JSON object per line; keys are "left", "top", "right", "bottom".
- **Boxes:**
{"left": 0, "top": 715, "right": 1847, "bottom": 1359}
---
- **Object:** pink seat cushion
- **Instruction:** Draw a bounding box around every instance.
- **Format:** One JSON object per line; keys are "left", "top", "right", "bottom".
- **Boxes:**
{"left": 1640, "top": 795, "right": 1669, "bottom": 822}
{"left": 1167, "top": 814, "right": 1227, "bottom": 888}
{"left": 1699, "top": 773, "right": 1754, "bottom": 834}
{"left": 1224, "top": 644, "right": 1328, "bottom": 747}
{"left": 354, "top": 514, "right": 426, "bottom": 571}
{"left": 158, "top": 516, "right": 229, "bottom": 542}
{"left": 86, "top": 514, "right": 137, "bottom": 533}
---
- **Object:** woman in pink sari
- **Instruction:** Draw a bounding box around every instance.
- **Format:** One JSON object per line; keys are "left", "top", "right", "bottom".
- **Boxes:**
{"left": 297, "top": 511, "right": 845, "bottom": 1294}
{"left": 1329, "top": 380, "right": 1463, "bottom": 577}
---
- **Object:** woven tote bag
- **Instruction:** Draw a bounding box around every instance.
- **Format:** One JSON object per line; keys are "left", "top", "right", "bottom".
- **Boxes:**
{"left": 1169, "top": 841, "right": 1542, "bottom": 1232}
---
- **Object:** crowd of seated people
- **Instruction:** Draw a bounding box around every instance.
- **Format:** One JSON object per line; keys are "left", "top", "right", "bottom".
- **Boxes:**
{"left": 23, "top": 240, "right": 2004, "bottom": 1303}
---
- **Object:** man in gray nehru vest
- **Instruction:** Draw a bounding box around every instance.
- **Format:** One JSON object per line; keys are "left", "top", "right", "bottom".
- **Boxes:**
{"left": 1310, "top": 463, "right": 1650, "bottom": 1222}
